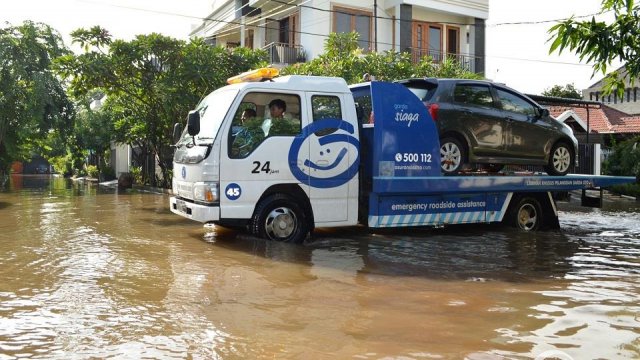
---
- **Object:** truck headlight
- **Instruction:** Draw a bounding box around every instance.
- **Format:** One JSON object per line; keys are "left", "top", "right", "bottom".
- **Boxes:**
{"left": 172, "top": 177, "right": 178, "bottom": 195}
{"left": 193, "top": 182, "right": 219, "bottom": 203}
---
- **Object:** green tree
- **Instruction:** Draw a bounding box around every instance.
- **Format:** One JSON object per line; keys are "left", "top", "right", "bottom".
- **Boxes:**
{"left": 541, "top": 83, "right": 582, "bottom": 98}
{"left": 55, "top": 27, "right": 268, "bottom": 187}
{"left": 0, "top": 21, "right": 74, "bottom": 181}
{"left": 74, "top": 92, "right": 114, "bottom": 175}
{"left": 283, "top": 32, "right": 480, "bottom": 84}
{"left": 604, "top": 136, "right": 640, "bottom": 177}
{"left": 548, "top": 0, "right": 640, "bottom": 97}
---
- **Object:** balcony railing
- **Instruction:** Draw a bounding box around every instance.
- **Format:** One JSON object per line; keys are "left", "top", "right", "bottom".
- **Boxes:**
{"left": 263, "top": 42, "right": 306, "bottom": 66}
{"left": 408, "top": 48, "right": 478, "bottom": 73}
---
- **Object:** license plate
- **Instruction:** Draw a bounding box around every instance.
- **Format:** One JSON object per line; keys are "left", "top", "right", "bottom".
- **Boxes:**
{"left": 175, "top": 199, "right": 189, "bottom": 214}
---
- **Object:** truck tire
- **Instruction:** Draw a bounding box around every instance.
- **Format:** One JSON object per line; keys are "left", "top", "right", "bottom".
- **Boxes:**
{"left": 544, "top": 142, "right": 573, "bottom": 176}
{"left": 507, "top": 196, "right": 542, "bottom": 231}
{"left": 251, "top": 194, "right": 308, "bottom": 243}
{"left": 440, "top": 137, "right": 466, "bottom": 174}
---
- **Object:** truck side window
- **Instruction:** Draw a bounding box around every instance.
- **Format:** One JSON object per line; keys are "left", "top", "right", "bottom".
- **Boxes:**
{"left": 311, "top": 95, "right": 341, "bottom": 136}
{"left": 229, "top": 92, "right": 301, "bottom": 159}
{"left": 351, "top": 87, "right": 372, "bottom": 126}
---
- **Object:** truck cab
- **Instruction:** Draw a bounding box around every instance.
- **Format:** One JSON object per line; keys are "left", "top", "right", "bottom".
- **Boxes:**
{"left": 171, "top": 70, "right": 361, "bottom": 243}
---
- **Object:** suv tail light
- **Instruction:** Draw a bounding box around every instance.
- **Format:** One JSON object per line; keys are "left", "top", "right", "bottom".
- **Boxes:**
{"left": 426, "top": 103, "right": 439, "bottom": 121}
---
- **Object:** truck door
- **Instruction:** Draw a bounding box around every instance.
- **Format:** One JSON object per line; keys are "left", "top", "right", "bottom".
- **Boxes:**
{"left": 301, "top": 93, "right": 359, "bottom": 223}
{"left": 220, "top": 91, "right": 306, "bottom": 219}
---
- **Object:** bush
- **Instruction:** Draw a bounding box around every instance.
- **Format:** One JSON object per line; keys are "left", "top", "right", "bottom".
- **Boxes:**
{"left": 609, "top": 183, "right": 640, "bottom": 198}
{"left": 130, "top": 166, "right": 143, "bottom": 185}
{"left": 282, "top": 32, "right": 480, "bottom": 84}
{"left": 604, "top": 137, "right": 640, "bottom": 176}
{"left": 86, "top": 164, "right": 99, "bottom": 178}
{"left": 101, "top": 165, "right": 116, "bottom": 180}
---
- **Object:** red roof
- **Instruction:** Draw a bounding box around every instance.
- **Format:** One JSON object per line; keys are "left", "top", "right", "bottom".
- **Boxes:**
{"left": 549, "top": 104, "right": 640, "bottom": 134}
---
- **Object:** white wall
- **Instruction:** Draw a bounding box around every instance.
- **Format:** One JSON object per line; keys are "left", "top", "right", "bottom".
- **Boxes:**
{"left": 113, "top": 143, "right": 130, "bottom": 177}
{"left": 300, "top": 1, "right": 397, "bottom": 60}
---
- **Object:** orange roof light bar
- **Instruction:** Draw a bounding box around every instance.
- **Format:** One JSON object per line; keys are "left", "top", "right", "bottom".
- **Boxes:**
{"left": 227, "top": 68, "right": 280, "bottom": 84}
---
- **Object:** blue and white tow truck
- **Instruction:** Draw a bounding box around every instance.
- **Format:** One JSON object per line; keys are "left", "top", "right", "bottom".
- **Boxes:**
{"left": 170, "top": 69, "right": 635, "bottom": 243}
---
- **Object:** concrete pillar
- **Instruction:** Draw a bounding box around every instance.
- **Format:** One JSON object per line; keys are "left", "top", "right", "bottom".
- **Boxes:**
{"left": 399, "top": 4, "right": 412, "bottom": 53}
{"left": 474, "top": 18, "right": 485, "bottom": 75}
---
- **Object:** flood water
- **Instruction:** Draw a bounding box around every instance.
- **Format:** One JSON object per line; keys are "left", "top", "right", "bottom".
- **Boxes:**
{"left": 1, "top": 175, "right": 639, "bottom": 359}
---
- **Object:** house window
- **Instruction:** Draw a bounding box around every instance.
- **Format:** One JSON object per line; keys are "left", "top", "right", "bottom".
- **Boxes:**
{"left": 412, "top": 21, "right": 443, "bottom": 61}
{"left": 279, "top": 17, "right": 289, "bottom": 44}
{"left": 245, "top": 29, "right": 254, "bottom": 49}
{"left": 447, "top": 27, "right": 460, "bottom": 55}
{"left": 274, "top": 12, "right": 299, "bottom": 46}
{"left": 333, "top": 6, "right": 372, "bottom": 50}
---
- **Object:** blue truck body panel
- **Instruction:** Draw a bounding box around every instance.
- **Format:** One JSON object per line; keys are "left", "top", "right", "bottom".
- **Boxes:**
{"left": 372, "top": 174, "right": 636, "bottom": 194}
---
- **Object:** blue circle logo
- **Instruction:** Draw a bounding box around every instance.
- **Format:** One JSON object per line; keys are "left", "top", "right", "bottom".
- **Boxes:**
{"left": 181, "top": 166, "right": 186, "bottom": 179}
{"left": 225, "top": 183, "right": 242, "bottom": 200}
{"left": 288, "top": 118, "right": 360, "bottom": 188}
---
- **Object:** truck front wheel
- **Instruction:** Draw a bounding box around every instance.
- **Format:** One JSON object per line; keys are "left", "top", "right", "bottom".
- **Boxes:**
{"left": 251, "top": 194, "right": 309, "bottom": 243}
{"left": 507, "top": 196, "right": 542, "bottom": 231}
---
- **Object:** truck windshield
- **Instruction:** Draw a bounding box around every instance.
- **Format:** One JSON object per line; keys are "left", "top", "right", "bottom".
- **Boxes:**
{"left": 177, "top": 88, "right": 239, "bottom": 146}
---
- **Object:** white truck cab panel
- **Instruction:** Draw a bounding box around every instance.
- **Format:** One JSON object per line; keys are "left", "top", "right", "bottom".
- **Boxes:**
{"left": 171, "top": 74, "right": 361, "bottom": 238}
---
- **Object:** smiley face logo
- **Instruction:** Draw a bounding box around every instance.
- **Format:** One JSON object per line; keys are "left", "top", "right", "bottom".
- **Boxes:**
{"left": 288, "top": 118, "right": 360, "bottom": 188}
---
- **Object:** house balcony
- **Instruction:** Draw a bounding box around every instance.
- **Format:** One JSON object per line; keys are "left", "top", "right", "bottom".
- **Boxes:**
{"left": 263, "top": 42, "right": 306, "bottom": 66}
{"left": 409, "top": 48, "right": 479, "bottom": 73}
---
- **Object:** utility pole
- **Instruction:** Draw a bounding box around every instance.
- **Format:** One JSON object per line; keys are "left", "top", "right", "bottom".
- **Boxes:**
{"left": 374, "top": 0, "right": 378, "bottom": 52}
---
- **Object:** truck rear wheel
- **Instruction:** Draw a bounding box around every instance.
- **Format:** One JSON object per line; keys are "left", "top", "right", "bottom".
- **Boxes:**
{"left": 507, "top": 196, "right": 542, "bottom": 231}
{"left": 251, "top": 194, "right": 308, "bottom": 243}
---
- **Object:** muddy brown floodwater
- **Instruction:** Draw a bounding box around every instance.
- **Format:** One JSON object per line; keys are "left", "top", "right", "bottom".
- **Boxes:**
{"left": 1, "top": 175, "right": 639, "bottom": 359}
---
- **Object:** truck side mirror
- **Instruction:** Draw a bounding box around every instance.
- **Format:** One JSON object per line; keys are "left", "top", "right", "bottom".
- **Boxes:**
{"left": 173, "top": 123, "right": 183, "bottom": 144}
{"left": 187, "top": 110, "right": 200, "bottom": 136}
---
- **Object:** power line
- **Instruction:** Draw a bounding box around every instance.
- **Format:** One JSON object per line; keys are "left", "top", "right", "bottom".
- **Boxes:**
{"left": 78, "top": 0, "right": 613, "bottom": 33}
{"left": 487, "top": 9, "right": 612, "bottom": 26}
{"left": 74, "top": 0, "right": 605, "bottom": 68}
{"left": 487, "top": 54, "right": 594, "bottom": 66}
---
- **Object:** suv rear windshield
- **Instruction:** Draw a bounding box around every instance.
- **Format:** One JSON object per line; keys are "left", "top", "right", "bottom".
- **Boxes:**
{"left": 398, "top": 80, "right": 438, "bottom": 102}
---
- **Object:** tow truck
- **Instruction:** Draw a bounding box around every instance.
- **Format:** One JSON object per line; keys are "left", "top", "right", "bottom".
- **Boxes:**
{"left": 170, "top": 68, "right": 635, "bottom": 243}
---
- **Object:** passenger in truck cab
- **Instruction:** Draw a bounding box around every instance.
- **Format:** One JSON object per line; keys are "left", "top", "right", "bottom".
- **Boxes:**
{"left": 262, "top": 98, "right": 298, "bottom": 136}
{"left": 241, "top": 108, "right": 257, "bottom": 125}
{"left": 230, "top": 107, "right": 262, "bottom": 158}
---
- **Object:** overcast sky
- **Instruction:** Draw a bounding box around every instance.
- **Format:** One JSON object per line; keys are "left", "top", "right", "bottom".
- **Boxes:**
{"left": 2, "top": 0, "right": 618, "bottom": 95}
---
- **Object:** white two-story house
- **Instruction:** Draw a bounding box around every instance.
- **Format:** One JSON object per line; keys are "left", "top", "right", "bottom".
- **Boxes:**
{"left": 190, "top": 0, "right": 488, "bottom": 74}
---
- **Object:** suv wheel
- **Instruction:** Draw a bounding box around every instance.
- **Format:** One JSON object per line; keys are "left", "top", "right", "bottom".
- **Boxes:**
{"left": 440, "top": 137, "right": 466, "bottom": 174}
{"left": 544, "top": 142, "right": 573, "bottom": 176}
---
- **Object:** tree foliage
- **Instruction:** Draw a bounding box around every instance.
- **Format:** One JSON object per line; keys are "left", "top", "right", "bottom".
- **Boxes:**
{"left": 55, "top": 27, "right": 268, "bottom": 186}
{"left": 548, "top": 0, "right": 640, "bottom": 97}
{"left": 604, "top": 136, "right": 640, "bottom": 177}
{"left": 282, "top": 32, "right": 480, "bottom": 84}
{"left": 541, "top": 83, "right": 582, "bottom": 98}
{"left": 0, "top": 21, "right": 73, "bottom": 179}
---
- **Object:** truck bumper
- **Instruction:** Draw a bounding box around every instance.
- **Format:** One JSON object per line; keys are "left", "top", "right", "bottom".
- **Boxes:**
{"left": 170, "top": 196, "right": 220, "bottom": 223}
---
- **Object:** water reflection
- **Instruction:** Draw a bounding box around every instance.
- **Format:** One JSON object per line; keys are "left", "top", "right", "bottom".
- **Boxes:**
{"left": 0, "top": 175, "right": 639, "bottom": 359}
{"left": 214, "top": 226, "right": 581, "bottom": 282}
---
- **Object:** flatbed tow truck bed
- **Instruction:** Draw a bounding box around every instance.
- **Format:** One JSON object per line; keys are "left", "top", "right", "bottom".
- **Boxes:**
{"left": 373, "top": 174, "right": 635, "bottom": 194}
